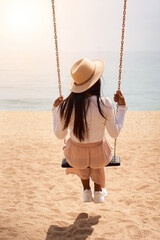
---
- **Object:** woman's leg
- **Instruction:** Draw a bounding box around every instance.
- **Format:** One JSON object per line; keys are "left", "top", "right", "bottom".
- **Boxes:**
{"left": 81, "top": 178, "right": 93, "bottom": 202}
{"left": 94, "top": 183, "right": 102, "bottom": 192}
{"left": 81, "top": 179, "right": 91, "bottom": 190}
{"left": 91, "top": 168, "right": 107, "bottom": 203}
{"left": 91, "top": 167, "right": 105, "bottom": 190}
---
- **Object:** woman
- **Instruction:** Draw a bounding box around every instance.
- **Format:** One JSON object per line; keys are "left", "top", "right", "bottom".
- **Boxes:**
{"left": 52, "top": 58, "right": 127, "bottom": 203}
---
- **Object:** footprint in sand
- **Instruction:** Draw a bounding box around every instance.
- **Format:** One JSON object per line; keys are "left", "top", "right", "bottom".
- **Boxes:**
{"left": 126, "top": 225, "right": 142, "bottom": 239}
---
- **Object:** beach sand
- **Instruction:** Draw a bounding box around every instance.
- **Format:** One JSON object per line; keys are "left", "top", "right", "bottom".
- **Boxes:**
{"left": 0, "top": 111, "right": 160, "bottom": 240}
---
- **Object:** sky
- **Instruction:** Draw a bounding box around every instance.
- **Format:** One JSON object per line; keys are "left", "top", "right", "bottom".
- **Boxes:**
{"left": 0, "top": 0, "right": 159, "bottom": 72}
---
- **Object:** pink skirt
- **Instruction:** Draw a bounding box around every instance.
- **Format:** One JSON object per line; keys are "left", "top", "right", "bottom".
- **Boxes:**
{"left": 64, "top": 138, "right": 112, "bottom": 169}
{"left": 64, "top": 138, "right": 112, "bottom": 187}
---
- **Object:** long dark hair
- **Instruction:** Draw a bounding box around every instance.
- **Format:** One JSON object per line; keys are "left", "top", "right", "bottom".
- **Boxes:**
{"left": 59, "top": 78, "right": 105, "bottom": 141}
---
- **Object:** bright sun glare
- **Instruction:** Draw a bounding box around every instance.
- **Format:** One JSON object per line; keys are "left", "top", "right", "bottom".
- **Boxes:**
{"left": 3, "top": 1, "right": 40, "bottom": 34}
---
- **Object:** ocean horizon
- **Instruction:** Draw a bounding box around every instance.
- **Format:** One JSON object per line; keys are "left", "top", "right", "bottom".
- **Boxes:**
{"left": 0, "top": 51, "right": 160, "bottom": 111}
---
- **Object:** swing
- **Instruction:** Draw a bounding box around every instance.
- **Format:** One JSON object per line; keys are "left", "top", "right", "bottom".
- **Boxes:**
{"left": 51, "top": 0, "right": 127, "bottom": 168}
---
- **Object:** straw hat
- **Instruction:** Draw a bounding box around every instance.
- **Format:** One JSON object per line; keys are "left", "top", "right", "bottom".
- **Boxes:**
{"left": 69, "top": 58, "right": 104, "bottom": 93}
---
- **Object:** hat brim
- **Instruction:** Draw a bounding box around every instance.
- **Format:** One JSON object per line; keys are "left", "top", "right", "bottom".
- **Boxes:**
{"left": 69, "top": 59, "right": 104, "bottom": 93}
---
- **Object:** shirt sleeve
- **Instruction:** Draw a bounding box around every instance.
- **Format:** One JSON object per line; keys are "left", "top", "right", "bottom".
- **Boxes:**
{"left": 102, "top": 97, "right": 127, "bottom": 139}
{"left": 52, "top": 105, "right": 68, "bottom": 139}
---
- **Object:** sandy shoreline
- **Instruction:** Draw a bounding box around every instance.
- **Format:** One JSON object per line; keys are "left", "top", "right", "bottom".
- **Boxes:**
{"left": 0, "top": 111, "right": 160, "bottom": 240}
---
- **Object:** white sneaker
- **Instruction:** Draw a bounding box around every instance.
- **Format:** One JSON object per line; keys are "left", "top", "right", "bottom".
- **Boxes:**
{"left": 82, "top": 189, "right": 93, "bottom": 202}
{"left": 94, "top": 188, "right": 107, "bottom": 203}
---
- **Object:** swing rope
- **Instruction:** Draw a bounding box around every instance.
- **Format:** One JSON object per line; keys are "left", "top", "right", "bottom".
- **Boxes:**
{"left": 114, "top": 0, "right": 127, "bottom": 159}
{"left": 51, "top": 0, "right": 127, "bottom": 163}
{"left": 51, "top": 0, "right": 62, "bottom": 98}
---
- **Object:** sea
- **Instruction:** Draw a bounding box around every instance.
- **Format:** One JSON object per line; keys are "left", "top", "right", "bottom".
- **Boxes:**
{"left": 0, "top": 51, "right": 160, "bottom": 111}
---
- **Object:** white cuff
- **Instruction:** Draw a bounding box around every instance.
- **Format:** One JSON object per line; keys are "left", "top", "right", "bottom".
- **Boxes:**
{"left": 118, "top": 105, "right": 128, "bottom": 111}
{"left": 52, "top": 105, "right": 56, "bottom": 112}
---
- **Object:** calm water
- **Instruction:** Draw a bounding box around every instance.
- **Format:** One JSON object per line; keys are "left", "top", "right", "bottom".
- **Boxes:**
{"left": 0, "top": 51, "right": 160, "bottom": 111}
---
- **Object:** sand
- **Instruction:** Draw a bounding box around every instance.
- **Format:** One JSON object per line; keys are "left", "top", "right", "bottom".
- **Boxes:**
{"left": 0, "top": 111, "right": 160, "bottom": 240}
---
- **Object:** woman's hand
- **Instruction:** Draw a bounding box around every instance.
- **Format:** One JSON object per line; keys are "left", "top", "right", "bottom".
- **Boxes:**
{"left": 53, "top": 96, "right": 63, "bottom": 107}
{"left": 114, "top": 90, "right": 126, "bottom": 106}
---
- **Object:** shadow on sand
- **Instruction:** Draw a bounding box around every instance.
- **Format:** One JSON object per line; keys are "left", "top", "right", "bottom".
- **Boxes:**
{"left": 46, "top": 212, "right": 101, "bottom": 240}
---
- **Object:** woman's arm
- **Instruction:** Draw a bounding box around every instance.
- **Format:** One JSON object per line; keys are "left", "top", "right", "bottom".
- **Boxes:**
{"left": 103, "top": 91, "right": 127, "bottom": 138}
{"left": 52, "top": 97, "right": 68, "bottom": 139}
{"left": 105, "top": 104, "right": 127, "bottom": 139}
